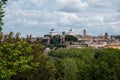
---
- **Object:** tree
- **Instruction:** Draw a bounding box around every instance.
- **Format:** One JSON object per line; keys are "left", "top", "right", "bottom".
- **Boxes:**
{"left": 51, "top": 35, "right": 61, "bottom": 44}
{"left": 49, "top": 47, "right": 120, "bottom": 80}
{"left": 95, "top": 48, "right": 120, "bottom": 80}
{"left": 0, "top": 33, "right": 56, "bottom": 80}
{"left": 54, "top": 59, "right": 65, "bottom": 80}
{"left": 0, "top": 0, "right": 8, "bottom": 31}
{"left": 113, "top": 35, "right": 120, "bottom": 39}
{"left": 64, "top": 58, "right": 78, "bottom": 80}
{"left": 0, "top": 41, "right": 33, "bottom": 80}
{"left": 65, "top": 35, "right": 78, "bottom": 42}
{"left": 49, "top": 47, "right": 95, "bottom": 80}
{"left": 49, "top": 47, "right": 94, "bottom": 59}
{"left": 10, "top": 39, "right": 56, "bottom": 80}
{"left": 11, "top": 55, "right": 56, "bottom": 80}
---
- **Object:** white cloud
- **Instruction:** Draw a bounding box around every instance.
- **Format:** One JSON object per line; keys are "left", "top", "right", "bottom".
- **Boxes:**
{"left": 3, "top": 0, "right": 120, "bottom": 37}
{"left": 55, "top": 0, "right": 88, "bottom": 12}
{"left": 54, "top": 12, "right": 78, "bottom": 24}
{"left": 30, "top": 0, "right": 43, "bottom": 7}
{"left": 87, "top": 0, "right": 120, "bottom": 11}
{"left": 94, "top": 15, "right": 104, "bottom": 22}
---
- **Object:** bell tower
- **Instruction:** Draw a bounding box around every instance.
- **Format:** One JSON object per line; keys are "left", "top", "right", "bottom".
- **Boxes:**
{"left": 83, "top": 29, "right": 86, "bottom": 36}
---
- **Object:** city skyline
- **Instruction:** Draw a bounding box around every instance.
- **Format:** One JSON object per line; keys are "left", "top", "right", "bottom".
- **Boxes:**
{"left": 3, "top": 0, "right": 120, "bottom": 37}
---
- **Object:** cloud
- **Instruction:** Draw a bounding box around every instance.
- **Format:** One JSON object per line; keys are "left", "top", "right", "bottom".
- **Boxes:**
{"left": 3, "top": 0, "right": 120, "bottom": 37}
{"left": 87, "top": 0, "right": 120, "bottom": 11}
{"left": 55, "top": 0, "right": 88, "bottom": 12}
{"left": 30, "top": 0, "right": 43, "bottom": 7}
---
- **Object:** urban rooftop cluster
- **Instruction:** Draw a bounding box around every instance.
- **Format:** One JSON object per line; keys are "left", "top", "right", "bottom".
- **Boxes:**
{"left": 41, "top": 28, "right": 120, "bottom": 49}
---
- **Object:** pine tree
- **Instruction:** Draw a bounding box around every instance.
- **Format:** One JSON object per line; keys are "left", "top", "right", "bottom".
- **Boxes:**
{"left": 0, "top": 0, "right": 7, "bottom": 31}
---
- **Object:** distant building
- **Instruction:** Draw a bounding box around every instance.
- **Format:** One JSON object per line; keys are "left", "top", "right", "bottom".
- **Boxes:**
{"left": 49, "top": 28, "right": 59, "bottom": 37}
{"left": 66, "top": 29, "right": 76, "bottom": 35}
{"left": 104, "top": 32, "right": 109, "bottom": 40}
{"left": 41, "top": 28, "right": 120, "bottom": 49}
{"left": 83, "top": 29, "right": 86, "bottom": 36}
{"left": 44, "top": 48, "right": 51, "bottom": 55}
{"left": 105, "top": 45, "right": 120, "bottom": 49}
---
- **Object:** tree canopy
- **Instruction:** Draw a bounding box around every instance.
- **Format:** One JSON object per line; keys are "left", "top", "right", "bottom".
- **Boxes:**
{"left": 0, "top": 33, "right": 56, "bottom": 80}
{"left": 0, "top": 0, "right": 8, "bottom": 31}
{"left": 65, "top": 35, "right": 78, "bottom": 42}
{"left": 49, "top": 48, "right": 120, "bottom": 80}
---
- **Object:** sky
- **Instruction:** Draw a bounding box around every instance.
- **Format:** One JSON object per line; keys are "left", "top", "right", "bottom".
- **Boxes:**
{"left": 2, "top": 0, "right": 120, "bottom": 37}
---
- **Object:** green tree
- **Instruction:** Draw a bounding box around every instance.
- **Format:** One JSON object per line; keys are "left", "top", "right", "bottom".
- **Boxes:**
{"left": 51, "top": 35, "right": 61, "bottom": 44}
{"left": 49, "top": 47, "right": 94, "bottom": 59}
{"left": 10, "top": 40, "right": 56, "bottom": 80}
{"left": 65, "top": 35, "right": 78, "bottom": 42}
{"left": 95, "top": 48, "right": 120, "bottom": 80}
{"left": 54, "top": 59, "right": 65, "bottom": 80}
{"left": 64, "top": 58, "right": 78, "bottom": 80}
{"left": 0, "top": 0, "right": 8, "bottom": 31}
{"left": 0, "top": 41, "right": 33, "bottom": 80}
{"left": 49, "top": 47, "right": 95, "bottom": 80}
{"left": 113, "top": 35, "right": 120, "bottom": 39}
{"left": 0, "top": 33, "right": 56, "bottom": 80}
{"left": 11, "top": 55, "right": 56, "bottom": 80}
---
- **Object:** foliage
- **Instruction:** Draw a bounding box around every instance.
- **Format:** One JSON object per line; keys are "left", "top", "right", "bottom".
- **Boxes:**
{"left": 51, "top": 35, "right": 61, "bottom": 44}
{"left": 92, "top": 48, "right": 120, "bottom": 80}
{"left": 0, "top": 32, "right": 56, "bottom": 80}
{"left": 54, "top": 44, "right": 67, "bottom": 48}
{"left": 49, "top": 47, "right": 94, "bottom": 59}
{"left": 113, "top": 35, "right": 120, "bottom": 39}
{"left": 65, "top": 35, "right": 78, "bottom": 42}
{"left": 49, "top": 48, "right": 120, "bottom": 80}
{"left": 0, "top": 0, "right": 8, "bottom": 31}
{"left": 0, "top": 41, "right": 33, "bottom": 80}
{"left": 11, "top": 55, "right": 56, "bottom": 80}
{"left": 64, "top": 58, "right": 78, "bottom": 80}
{"left": 54, "top": 59, "right": 65, "bottom": 80}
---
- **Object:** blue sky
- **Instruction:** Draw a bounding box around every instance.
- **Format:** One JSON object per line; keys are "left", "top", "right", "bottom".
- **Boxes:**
{"left": 3, "top": 0, "right": 120, "bottom": 37}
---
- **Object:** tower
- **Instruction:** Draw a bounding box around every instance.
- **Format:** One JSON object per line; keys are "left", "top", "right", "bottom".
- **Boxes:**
{"left": 104, "top": 32, "right": 108, "bottom": 40}
{"left": 83, "top": 29, "right": 86, "bottom": 36}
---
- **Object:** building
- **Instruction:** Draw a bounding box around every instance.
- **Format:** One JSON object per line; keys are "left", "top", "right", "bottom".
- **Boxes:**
{"left": 66, "top": 29, "right": 76, "bottom": 35}
{"left": 49, "top": 28, "right": 59, "bottom": 37}
{"left": 41, "top": 28, "right": 120, "bottom": 49}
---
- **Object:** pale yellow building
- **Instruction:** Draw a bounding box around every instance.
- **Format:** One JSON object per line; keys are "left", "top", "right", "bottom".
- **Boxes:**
{"left": 105, "top": 45, "right": 120, "bottom": 49}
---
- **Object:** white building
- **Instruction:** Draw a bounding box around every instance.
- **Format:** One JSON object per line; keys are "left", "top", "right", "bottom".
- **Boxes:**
{"left": 49, "top": 28, "right": 59, "bottom": 37}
